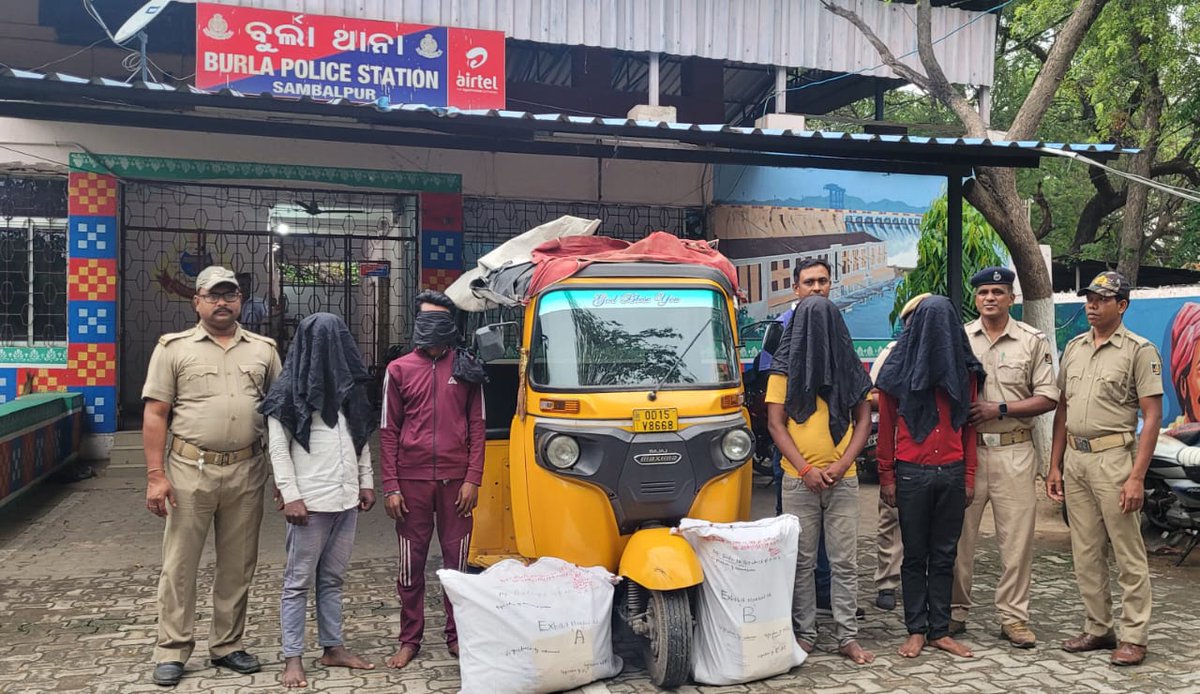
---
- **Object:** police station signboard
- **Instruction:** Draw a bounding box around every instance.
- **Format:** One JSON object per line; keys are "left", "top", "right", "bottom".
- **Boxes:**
{"left": 194, "top": 3, "right": 505, "bottom": 109}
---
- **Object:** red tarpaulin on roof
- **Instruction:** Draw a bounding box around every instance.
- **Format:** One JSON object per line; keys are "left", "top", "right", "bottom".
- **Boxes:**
{"left": 527, "top": 231, "right": 739, "bottom": 296}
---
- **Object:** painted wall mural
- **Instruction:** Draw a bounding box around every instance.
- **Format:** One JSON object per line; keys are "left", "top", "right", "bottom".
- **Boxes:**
{"left": 712, "top": 166, "right": 945, "bottom": 348}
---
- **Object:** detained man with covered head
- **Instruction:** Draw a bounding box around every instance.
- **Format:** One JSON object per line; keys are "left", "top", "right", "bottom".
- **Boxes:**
{"left": 379, "top": 290, "right": 486, "bottom": 669}
{"left": 259, "top": 313, "right": 378, "bottom": 687}
{"left": 765, "top": 295, "right": 875, "bottom": 663}
{"left": 876, "top": 295, "right": 984, "bottom": 660}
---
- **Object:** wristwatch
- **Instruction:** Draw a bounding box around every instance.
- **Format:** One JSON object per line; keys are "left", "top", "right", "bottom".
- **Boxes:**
{"left": 998, "top": 402, "right": 1008, "bottom": 420}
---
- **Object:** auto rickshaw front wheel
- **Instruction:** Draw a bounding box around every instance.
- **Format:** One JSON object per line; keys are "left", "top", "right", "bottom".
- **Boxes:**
{"left": 642, "top": 588, "right": 692, "bottom": 689}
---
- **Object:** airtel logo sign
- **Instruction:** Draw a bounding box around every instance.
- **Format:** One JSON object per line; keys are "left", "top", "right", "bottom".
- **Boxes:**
{"left": 465, "top": 47, "right": 488, "bottom": 69}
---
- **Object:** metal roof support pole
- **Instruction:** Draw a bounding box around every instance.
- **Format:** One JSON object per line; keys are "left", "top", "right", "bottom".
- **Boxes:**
{"left": 648, "top": 53, "right": 660, "bottom": 107}
{"left": 775, "top": 66, "right": 787, "bottom": 114}
{"left": 948, "top": 171, "right": 964, "bottom": 316}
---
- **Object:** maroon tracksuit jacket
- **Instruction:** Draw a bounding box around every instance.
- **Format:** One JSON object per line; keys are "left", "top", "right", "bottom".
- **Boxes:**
{"left": 379, "top": 349, "right": 485, "bottom": 648}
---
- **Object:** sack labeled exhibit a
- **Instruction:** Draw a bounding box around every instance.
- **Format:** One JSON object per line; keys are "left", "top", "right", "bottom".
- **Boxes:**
{"left": 438, "top": 557, "right": 623, "bottom": 693}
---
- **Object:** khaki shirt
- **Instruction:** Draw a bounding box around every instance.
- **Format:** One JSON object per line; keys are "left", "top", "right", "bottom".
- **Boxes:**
{"left": 869, "top": 341, "right": 896, "bottom": 383}
{"left": 966, "top": 317, "right": 1059, "bottom": 433}
{"left": 1058, "top": 324, "right": 1164, "bottom": 438}
{"left": 142, "top": 324, "right": 282, "bottom": 452}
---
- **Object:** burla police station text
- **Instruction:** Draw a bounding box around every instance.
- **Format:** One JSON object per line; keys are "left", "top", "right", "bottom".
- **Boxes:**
{"left": 202, "top": 54, "right": 499, "bottom": 100}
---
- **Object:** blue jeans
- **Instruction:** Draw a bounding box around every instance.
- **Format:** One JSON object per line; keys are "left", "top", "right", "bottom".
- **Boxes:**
{"left": 280, "top": 509, "right": 358, "bottom": 657}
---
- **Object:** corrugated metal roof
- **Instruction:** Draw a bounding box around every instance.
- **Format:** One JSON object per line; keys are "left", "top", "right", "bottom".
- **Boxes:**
{"left": 223, "top": 0, "right": 997, "bottom": 86}
{"left": 0, "top": 67, "right": 1134, "bottom": 160}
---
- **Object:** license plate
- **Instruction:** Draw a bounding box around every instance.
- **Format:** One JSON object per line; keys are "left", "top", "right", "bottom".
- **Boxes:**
{"left": 632, "top": 408, "right": 678, "bottom": 433}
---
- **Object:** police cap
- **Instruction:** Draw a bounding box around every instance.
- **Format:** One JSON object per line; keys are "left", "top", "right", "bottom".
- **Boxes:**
{"left": 970, "top": 266, "right": 1015, "bottom": 288}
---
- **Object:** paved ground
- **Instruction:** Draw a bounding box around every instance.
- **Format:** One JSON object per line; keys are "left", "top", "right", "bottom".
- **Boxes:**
{"left": 2, "top": 461, "right": 1199, "bottom": 693}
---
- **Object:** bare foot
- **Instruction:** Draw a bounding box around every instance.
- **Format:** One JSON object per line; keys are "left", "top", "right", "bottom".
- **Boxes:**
{"left": 320, "top": 645, "right": 375, "bottom": 670}
{"left": 839, "top": 640, "right": 875, "bottom": 664}
{"left": 898, "top": 634, "right": 926, "bottom": 658}
{"left": 448, "top": 643, "right": 459, "bottom": 659}
{"left": 929, "top": 635, "right": 974, "bottom": 658}
{"left": 385, "top": 644, "right": 418, "bottom": 669}
{"left": 281, "top": 656, "right": 307, "bottom": 688}
{"left": 797, "top": 638, "right": 815, "bottom": 654}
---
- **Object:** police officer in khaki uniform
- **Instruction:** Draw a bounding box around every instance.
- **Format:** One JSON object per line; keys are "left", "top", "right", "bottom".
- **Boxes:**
{"left": 143, "top": 266, "right": 282, "bottom": 687}
{"left": 1047, "top": 271, "right": 1161, "bottom": 667}
{"left": 950, "top": 267, "right": 1058, "bottom": 647}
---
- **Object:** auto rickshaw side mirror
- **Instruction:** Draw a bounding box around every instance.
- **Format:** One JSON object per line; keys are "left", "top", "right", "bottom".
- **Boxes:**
{"left": 761, "top": 321, "right": 784, "bottom": 355}
{"left": 474, "top": 325, "right": 507, "bottom": 363}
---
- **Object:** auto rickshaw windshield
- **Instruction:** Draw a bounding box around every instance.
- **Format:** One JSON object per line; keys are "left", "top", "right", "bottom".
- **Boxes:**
{"left": 529, "top": 287, "right": 738, "bottom": 389}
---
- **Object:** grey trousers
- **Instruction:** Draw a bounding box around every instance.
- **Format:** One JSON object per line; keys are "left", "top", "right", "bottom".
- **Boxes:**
{"left": 280, "top": 509, "right": 358, "bottom": 657}
{"left": 782, "top": 474, "right": 861, "bottom": 645}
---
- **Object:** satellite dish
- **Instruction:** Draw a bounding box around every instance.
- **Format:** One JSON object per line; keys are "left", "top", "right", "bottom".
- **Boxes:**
{"left": 113, "top": 0, "right": 195, "bottom": 45}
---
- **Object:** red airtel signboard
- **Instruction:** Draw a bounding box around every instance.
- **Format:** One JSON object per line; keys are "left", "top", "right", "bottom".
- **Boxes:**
{"left": 194, "top": 2, "right": 505, "bottom": 109}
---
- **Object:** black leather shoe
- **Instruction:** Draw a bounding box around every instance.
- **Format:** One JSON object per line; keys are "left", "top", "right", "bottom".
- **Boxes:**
{"left": 876, "top": 589, "right": 897, "bottom": 611}
{"left": 152, "top": 661, "right": 184, "bottom": 686}
{"left": 211, "top": 650, "right": 261, "bottom": 674}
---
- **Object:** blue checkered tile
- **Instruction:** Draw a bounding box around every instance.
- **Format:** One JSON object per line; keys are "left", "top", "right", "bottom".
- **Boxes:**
{"left": 0, "top": 369, "right": 14, "bottom": 405}
{"left": 69, "top": 216, "right": 118, "bottom": 259}
{"left": 421, "top": 231, "right": 463, "bottom": 270}
{"left": 68, "top": 301, "right": 117, "bottom": 343}
{"left": 76, "top": 385, "right": 117, "bottom": 433}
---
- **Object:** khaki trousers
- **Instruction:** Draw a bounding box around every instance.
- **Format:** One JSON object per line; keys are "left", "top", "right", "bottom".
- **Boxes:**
{"left": 154, "top": 453, "right": 267, "bottom": 663}
{"left": 874, "top": 498, "right": 902, "bottom": 592}
{"left": 1063, "top": 444, "right": 1151, "bottom": 645}
{"left": 951, "top": 441, "right": 1038, "bottom": 625}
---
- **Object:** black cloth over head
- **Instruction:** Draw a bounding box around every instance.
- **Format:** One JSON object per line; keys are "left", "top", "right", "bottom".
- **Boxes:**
{"left": 259, "top": 312, "right": 375, "bottom": 456}
{"left": 413, "top": 310, "right": 459, "bottom": 348}
{"left": 874, "top": 295, "right": 984, "bottom": 443}
{"left": 768, "top": 295, "right": 873, "bottom": 443}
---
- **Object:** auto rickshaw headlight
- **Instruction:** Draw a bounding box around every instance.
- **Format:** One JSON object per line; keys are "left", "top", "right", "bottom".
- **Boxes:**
{"left": 545, "top": 434, "right": 581, "bottom": 469}
{"left": 721, "top": 428, "right": 753, "bottom": 462}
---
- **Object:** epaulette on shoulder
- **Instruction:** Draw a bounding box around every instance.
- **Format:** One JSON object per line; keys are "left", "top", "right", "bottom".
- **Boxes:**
{"left": 244, "top": 331, "right": 277, "bottom": 347}
{"left": 1124, "top": 331, "right": 1152, "bottom": 346}
{"left": 157, "top": 329, "right": 193, "bottom": 346}
{"left": 1015, "top": 320, "right": 1046, "bottom": 339}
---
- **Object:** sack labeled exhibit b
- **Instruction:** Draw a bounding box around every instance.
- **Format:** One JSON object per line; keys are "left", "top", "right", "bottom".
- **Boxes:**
{"left": 437, "top": 557, "right": 623, "bottom": 694}
{"left": 676, "top": 515, "right": 806, "bottom": 685}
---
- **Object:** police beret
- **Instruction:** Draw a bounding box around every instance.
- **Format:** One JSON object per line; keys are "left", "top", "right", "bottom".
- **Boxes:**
{"left": 970, "top": 266, "right": 1015, "bottom": 288}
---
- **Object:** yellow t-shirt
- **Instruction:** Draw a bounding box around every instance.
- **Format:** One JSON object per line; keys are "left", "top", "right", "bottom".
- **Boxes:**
{"left": 765, "top": 374, "right": 856, "bottom": 478}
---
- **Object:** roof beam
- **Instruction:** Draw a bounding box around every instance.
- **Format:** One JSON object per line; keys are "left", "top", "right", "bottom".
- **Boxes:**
{"left": 0, "top": 101, "right": 969, "bottom": 176}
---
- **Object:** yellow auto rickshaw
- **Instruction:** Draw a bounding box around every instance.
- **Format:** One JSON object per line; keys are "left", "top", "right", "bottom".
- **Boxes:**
{"left": 463, "top": 258, "right": 754, "bottom": 688}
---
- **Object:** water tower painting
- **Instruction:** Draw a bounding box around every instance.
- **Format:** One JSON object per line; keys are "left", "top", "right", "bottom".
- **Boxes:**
{"left": 710, "top": 166, "right": 944, "bottom": 340}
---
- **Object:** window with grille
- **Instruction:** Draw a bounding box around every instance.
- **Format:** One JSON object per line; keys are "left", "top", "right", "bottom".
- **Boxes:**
{"left": 0, "top": 217, "right": 68, "bottom": 346}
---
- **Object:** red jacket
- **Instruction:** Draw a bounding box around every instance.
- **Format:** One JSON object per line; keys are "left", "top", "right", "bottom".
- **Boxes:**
{"left": 379, "top": 349, "right": 485, "bottom": 492}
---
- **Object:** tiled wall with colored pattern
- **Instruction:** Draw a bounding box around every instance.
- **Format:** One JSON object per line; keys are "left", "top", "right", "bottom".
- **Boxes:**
{"left": 0, "top": 172, "right": 121, "bottom": 432}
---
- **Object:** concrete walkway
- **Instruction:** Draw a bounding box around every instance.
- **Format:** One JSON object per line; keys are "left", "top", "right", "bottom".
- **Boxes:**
{"left": 1, "top": 462, "right": 1198, "bottom": 693}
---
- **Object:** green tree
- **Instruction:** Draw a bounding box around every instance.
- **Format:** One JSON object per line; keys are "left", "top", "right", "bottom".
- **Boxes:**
{"left": 891, "top": 197, "right": 1006, "bottom": 327}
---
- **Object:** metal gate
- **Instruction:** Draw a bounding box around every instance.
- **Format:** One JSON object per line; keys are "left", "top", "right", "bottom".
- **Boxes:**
{"left": 119, "top": 182, "right": 418, "bottom": 426}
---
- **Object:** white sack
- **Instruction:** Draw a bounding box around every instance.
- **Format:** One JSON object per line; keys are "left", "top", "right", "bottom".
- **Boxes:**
{"left": 676, "top": 515, "right": 806, "bottom": 685}
{"left": 438, "top": 557, "right": 623, "bottom": 694}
